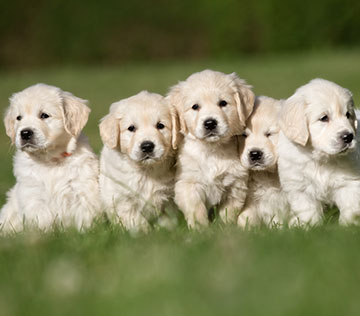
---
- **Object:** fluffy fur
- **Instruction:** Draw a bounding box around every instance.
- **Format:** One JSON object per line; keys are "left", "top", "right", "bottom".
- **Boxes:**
{"left": 167, "top": 69, "right": 254, "bottom": 228}
{"left": 278, "top": 78, "right": 360, "bottom": 226}
{"left": 99, "top": 91, "right": 179, "bottom": 232}
{"left": 0, "top": 83, "right": 100, "bottom": 233}
{"left": 237, "top": 96, "right": 289, "bottom": 228}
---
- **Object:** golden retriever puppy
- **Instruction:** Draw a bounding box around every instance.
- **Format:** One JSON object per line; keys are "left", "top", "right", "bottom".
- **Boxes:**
{"left": 99, "top": 91, "right": 179, "bottom": 232}
{"left": 237, "top": 96, "right": 289, "bottom": 228}
{"left": 278, "top": 78, "right": 360, "bottom": 226}
{"left": 167, "top": 69, "right": 255, "bottom": 228}
{"left": 0, "top": 83, "right": 100, "bottom": 233}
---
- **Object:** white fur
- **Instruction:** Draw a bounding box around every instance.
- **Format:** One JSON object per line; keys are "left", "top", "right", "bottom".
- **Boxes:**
{"left": 238, "top": 96, "right": 289, "bottom": 228}
{"left": 99, "top": 91, "right": 179, "bottom": 232}
{"left": 168, "top": 70, "right": 255, "bottom": 228}
{"left": 0, "top": 83, "right": 100, "bottom": 233}
{"left": 278, "top": 79, "right": 360, "bottom": 226}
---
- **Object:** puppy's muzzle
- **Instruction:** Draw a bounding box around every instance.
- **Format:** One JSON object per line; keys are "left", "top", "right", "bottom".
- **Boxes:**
{"left": 21, "top": 129, "right": 34, "bottom": 141}
{"left": 203, "top": 118, "right": 218, "bottom": 131}
{"left": 140, "top": 141, "right": 155, "bottom": 153}
{"left": 249, "top": 149, "right": 263, "bottom": 163}
{"left": 340, "top": 131, "right": 354, "bottom": 144}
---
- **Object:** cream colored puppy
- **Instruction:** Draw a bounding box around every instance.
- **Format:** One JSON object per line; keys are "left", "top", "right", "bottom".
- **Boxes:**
{"left": 99, "top": 91, "right": 179, "bottom": 232}
{"left": 0, "top": 83, "right": 100, "bottom": 233}
{"left": 278, "top": 78, "right": 360, "bottom": 226}
{"left": 237, "top": 96, "right": 289, "bottom": 228}
{"left": 167, "top": 70, "right": 254, "bottom": 228}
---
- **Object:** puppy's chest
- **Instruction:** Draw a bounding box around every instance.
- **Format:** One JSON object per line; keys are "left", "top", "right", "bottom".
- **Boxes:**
{"left": 196, "top": 152, "right": 244, "bottom": 188}
{"left": 248, "top": 171, "right": 281, "bottom": 201}
{"left": 17, "top": 161, "right": 81, "bottom": 198}
{"left": 122, "top": 169, "right": 174, "bottom": 203}
{"left": 302, "top": 160, "right": 356, "bottom": 198}
{"left": 201, "top": 157, "right": 245, "bottom": 207}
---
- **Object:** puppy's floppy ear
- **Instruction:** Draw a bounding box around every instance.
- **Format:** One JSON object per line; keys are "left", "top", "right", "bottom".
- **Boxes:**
{"left": 167, "top": 84, "right": 188, "bottom": 135}
{"left": 61, "top": 91, "right": 91, "bottom": 137}
{"left": 279, "top": 95, "right": 309, "bottom": 146}
{"left": 99, "top": 112, "right": 120, "bottom": 149}
{"left": 349, "top": 99, "right": 358, "bottom": 131}
{"left": 169, "top": 104, "right": 181, "bottom": 150}
{"left": 354, "top": 114, "right": 358, "bottom": 131}
{"left": 4, "top": 106, "right": 15, "bottom": 144}
{"left": 230, "top": 73, "right": 255, "bottom": 129}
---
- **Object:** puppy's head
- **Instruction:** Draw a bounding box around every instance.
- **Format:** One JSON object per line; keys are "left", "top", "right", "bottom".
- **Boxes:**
{"left": 99, "top": 91, "right": 179, "bottom": 165}
{"left": 279, "top": 79, "right": 357, "bottom": 157}
{"left": 4, "top": 83, "right": 90, "bottom": 154}
{"left": 167, "top": 70, "right": 255, "bottom": 143}
{"left": 241, "top": 96, "right": 281, "bottom": 171}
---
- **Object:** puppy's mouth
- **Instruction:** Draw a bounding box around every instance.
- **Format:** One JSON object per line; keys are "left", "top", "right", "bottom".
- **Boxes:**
{"left": 142, "top": 154, "right": 154, "bottom": 160}
{"left": 20, "top": 142, "right": 41, "bottom": 152}
{"left": 202, "top": 131, "right": 224, "bottom": 142}
{"left": 205, "top": 133, "right": 220, "bottom": 140}
{"left": 139, "top": 154, "right": 160, "bottom": 164}
{"left": 335, "top": 143, "right": 355, "bottom": 155}
{"left": 249, "top": 162, "right": 267, "bottom": 171}
{"left": 336, "top": 146, "right": 353, "bottom": 155}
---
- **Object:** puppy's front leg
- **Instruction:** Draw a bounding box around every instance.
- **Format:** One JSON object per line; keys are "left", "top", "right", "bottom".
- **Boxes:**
{"left": 219, "top": 180, "right": 247, "bottom": 224}
{"left": 0, "top": 187, "right": 23, "bottom": 233}
{"left": 118, "top": 206, "right": 152, "bottom": 233}
{"left": 286, "top": 191, "right": 323, "bottom": 227}
{"left": 219, "top": 198, "right": 243, "bottom": 224}
{"left": 339, "top": 208, "right": 360, "bottom": 226}
{"left": 335, "top": 185, "right": 360, "bottom": 226}
{"left": 175, "top": 181, "right": 209, "bottom": 228}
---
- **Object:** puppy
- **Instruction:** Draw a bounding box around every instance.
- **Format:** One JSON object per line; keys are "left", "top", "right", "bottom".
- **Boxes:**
{"left": 167, "top": 69, "right": 254, "bottom": 228}
{"left": 278, "top": 78, "right": 360, "bottom": 226}
{"left": 1, "top": 83, "right": 100, "bottom": 233}
{"left": 237, "top": 96, "right": 289, "bottom": 228}
{"left": 99, "top": 91, "right": 179, "bottom": 232}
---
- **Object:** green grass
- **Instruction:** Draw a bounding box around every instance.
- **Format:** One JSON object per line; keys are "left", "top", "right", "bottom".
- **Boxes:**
{"left": 1, "top": 50, "right": 360, "bottom": 315}
{"left": 1, "top": 224, "right": 360, "bottom": 316}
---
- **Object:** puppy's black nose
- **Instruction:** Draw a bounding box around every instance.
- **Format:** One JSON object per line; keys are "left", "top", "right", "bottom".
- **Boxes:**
{"left": 204, "top": 119, "right": 218, "bottom": 130}
{"left": 140, "top": 141, "right": 155, "bottom": 153}
{"left": 341, "top": 132, "right": 353, "bottom": 144}
{"left": 20, "top": 129, "right": 34, "bottom": 140}
{"left": 249, "top": 150, "right": 263, "bottom": 161}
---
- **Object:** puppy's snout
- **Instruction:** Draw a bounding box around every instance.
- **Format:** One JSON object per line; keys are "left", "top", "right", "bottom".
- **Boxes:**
{"left": 249, "top": 150, "right": 263, "bottom": 162}
{"left": 204, "top": 118, "right": 218, "bottom": 130}
{"left": 341, "top": 132, "right": 354, "bottom": 144}
{"left": 20, "top": 129, "right": 34, "bottom": 141}
{"left": 140, "top": 141, "right": 155, "bottom": 153}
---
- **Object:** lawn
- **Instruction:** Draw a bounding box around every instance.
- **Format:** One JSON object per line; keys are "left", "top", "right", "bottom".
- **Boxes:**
{"left": 1, "top": 225, "right": 360, "bottom": 316}
{"left": 0, "top": 50, "right": 360, "bottom": 316}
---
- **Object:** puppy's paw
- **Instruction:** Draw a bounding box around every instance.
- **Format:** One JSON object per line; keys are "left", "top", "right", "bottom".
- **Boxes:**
{"left": 288, "top": 211, "right": 323, "bottom": 228}
{"left": 186, "top": 209, "right": 209, "bottom": 229}
{"left": 339, "top": 209, "right": 360, "bottom": 226}
{"left": 237, "top": 209, "right": 258, "bottom": 228}
{"left": 219, "top": 207, "right": 240, "bottom": 224}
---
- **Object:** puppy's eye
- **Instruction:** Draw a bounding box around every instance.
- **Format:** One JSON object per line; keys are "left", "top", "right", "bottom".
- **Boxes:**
{"left": 40, "top": 113, "right": 50, "bottom": 119}
{"left": 192, "top": 104, "right": 200, "bottom": 110}
{"left": 128, "top": 125, "right": 136, "bottom": 132}
{"left": 16, "top": 115, "right": 22, "bottom": 121}
{"left": 346, "top": 111, "right": 351, "bottom": 119}
{"left": 266, "top": 132, "right": 272, "bottom": 137}
{"left": 319, "top": 115, "right": 329, "bottom": 122}
{"left": 156, "top": 122, "right": 165, "bottom": 130}
{"left": 219, "top": 100, "right": 227, "bottom": 107}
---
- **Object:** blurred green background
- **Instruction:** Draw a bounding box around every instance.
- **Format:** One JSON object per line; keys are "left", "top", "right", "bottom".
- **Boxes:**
{"left": 1, "top": 0, "right": 360, "bottom": 68}
{"left": 1, "top": 2, "right": 360, "bottom": 315}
